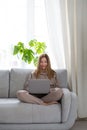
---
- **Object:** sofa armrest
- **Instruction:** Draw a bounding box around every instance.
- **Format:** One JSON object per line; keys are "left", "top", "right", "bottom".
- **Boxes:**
{"left": 61, "top": 88, "right": 71, "bottom": 122}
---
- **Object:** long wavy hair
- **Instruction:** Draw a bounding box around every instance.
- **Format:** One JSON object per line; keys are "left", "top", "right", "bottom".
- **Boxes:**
{"left": 34, "top": 54, "right": 55, "bottom": 79}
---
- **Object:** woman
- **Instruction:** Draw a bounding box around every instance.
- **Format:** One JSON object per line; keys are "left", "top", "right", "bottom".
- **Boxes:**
{"left": 17, "top": 54, "right": 63, "bottom": 105}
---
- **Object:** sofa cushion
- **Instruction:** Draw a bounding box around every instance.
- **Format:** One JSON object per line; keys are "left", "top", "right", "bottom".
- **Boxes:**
{"left": 0, "top": 98, "right": 61, "bottom": 123}
{"left": 0, "top": 70, "right": 9, "bottom": 97}
{"left": 9, "top": 69, "right": 33, "bottom": 97}
{"left": 56, "top": 69, "right": 68, "bottom": 88}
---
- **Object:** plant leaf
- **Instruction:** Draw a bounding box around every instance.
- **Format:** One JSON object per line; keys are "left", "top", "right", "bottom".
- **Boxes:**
{"left": 13, "top": 39, "right": 47, "bottom": 66}
{"left": 29, "top": 39, "right": 37, "bottom": 47}
{"left": 13, "top": 46, "right": 20, "bottom": 55}
{"left": 33, "top": 56, "right": 38, "bottom": 66}
{"left": 35, "top": 42, "right": 46, "bottom": 54}
{"left": 22, "top": 49, "right": 34, "bottom": 63}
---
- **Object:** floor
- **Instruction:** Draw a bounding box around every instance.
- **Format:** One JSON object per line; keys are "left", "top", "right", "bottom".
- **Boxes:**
{"left": 70, "top": 121, "right": 87, "bottom": 130}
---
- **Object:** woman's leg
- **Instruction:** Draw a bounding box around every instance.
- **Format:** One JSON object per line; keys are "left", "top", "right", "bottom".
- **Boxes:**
{"left": 41, "top": 88, "right": 63, "bottom": 103}
{"left": 16, "top": 90, "right": 44, "bottom": 105}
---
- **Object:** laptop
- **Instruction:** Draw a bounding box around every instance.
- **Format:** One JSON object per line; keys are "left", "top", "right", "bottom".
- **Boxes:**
{"left": 28, "top": 79, "right": 50, "bottom": 94}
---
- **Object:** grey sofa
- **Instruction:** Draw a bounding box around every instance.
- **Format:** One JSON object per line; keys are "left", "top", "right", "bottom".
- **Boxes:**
{"left": 0, "top": 68, "right": 77, "bottom": 130}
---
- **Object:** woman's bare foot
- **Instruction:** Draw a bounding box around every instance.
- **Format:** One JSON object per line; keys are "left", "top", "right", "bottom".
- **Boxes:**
{"left": 46, "top": 101, "right": 58, "bottom": 105}
{"left": 40, "top": 101, "right": 58, "bottom": 105}
{"left": 39, "top": 101, "right": 49, "bottom": 105}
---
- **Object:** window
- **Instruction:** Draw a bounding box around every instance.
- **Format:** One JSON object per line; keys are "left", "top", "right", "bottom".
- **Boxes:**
{"left": 0, "top": 0, "right": 65, "bottom": 69}
{"left": 0, "top": 0, "right": 28, "bottom": 69}
{"left": 34, "top": 0, "right": 60, "bottom": 69}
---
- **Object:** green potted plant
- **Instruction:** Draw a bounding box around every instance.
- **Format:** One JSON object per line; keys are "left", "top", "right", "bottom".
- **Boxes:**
{"left": 13, "top": 39, "right": 47, "bottom": 66}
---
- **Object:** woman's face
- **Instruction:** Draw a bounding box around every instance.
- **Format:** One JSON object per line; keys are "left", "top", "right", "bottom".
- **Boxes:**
{"left": 40, "top": 57, "right": 48, "bottom": 70}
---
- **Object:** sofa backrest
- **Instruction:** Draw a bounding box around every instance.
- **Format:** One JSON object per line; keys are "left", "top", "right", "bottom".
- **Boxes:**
{"left": 55, "top": 69, "right": 67, "bottom": 88}
{"left": 0, "top": 70, "right": 9, "bottom": 98}
{"left": 9, "top": 68, "right": 68, "bottom": 98}
{"left": 9, "top": 69, "right": 33, "bottom": 97}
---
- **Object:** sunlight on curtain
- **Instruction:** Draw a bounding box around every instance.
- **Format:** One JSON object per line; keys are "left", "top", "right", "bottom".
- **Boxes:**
{"left": 0, "top": 0, "right": 65, "bottom": 69}
{"left": 34, "top": 0, "right": 65, "bottom": 69}
{"left": 44, "top": 0, "right": 65, "bottom": 69}
{"left": 0, "top": 0, "right": 28, "bottom": 69}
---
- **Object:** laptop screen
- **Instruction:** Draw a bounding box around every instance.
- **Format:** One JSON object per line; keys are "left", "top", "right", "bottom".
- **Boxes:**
{"left": 28, "top": 79, "right": 50, "bottom": 94}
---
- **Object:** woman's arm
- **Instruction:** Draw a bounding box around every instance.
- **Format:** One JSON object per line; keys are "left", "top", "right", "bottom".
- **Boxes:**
{"left": 23, "top": 71, "right": 36, "bottom": 91}
{"left": 54, "top": 72, "right": 60, "bottom": 88}
{"left": 23, "top": 73, "right": 32, "bottom": 91}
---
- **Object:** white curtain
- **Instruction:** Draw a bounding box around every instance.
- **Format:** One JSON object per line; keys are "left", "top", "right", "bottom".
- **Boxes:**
{"left": 60, "top": 0, "right": 87, "bottom": 118}
{"left": 0, "top": 0, "right": 34, "bottom": 69}
{"left": 44, "top": 0, "right": 65, "bottom": 69}
{"left": 45, "top": 0, "right": 87, "bottom": 118}
{"left": 27, "top": 0, "right": 34, "bottom": 41}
